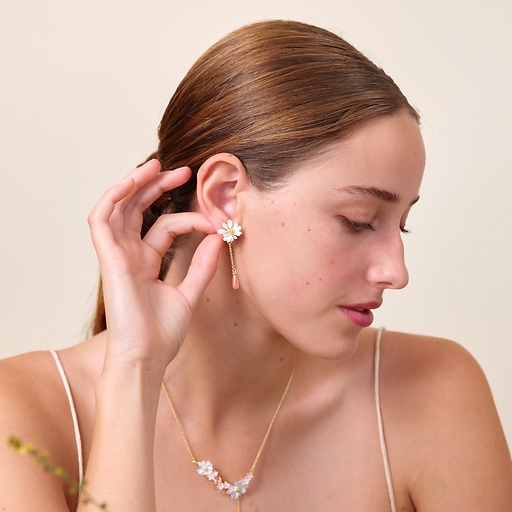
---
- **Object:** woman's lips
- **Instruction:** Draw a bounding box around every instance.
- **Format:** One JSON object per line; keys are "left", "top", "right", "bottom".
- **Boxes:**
{"left": 338, "top": 302, "right": 381, "bottom": 328}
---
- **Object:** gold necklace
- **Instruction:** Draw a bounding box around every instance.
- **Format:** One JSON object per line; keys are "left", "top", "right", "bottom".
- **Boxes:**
{"left": 161, "top": 352, "right": 297, "bottom": 512}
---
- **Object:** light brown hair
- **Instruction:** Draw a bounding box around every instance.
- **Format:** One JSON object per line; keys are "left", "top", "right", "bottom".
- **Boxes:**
{"left": 91, "top": 19, "right": 419, "bottom": 335}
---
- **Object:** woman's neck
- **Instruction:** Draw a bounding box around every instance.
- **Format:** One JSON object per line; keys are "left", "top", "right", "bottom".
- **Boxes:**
{"left": 163, "top": 281, "right": 299, "bottom": 427}
{"left": 161, "top": 241, "right": 299, "bottom": 411}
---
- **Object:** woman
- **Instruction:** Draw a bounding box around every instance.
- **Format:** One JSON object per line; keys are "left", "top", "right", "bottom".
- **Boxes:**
{"left": 1, "top": 20, "right": 511, "bottom": 512}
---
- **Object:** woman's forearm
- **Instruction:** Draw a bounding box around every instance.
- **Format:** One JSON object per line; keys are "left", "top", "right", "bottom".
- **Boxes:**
{"left": 78, "top": 365, "right": 163, "bottom": 512}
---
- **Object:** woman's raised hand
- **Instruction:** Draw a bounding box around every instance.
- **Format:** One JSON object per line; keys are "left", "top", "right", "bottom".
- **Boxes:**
{"left": 88, "top": 159, "right": 223, "bottom": 373}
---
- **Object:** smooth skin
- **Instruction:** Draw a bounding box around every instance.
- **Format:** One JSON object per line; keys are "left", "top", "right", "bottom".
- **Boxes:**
{"left": 1, "top": 113, "right": 511, "bottom": 511}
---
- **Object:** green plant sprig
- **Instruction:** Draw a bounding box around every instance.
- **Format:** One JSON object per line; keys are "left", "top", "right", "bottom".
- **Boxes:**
{"left": 8, "top": 436, "right": 111, "bottom": 511}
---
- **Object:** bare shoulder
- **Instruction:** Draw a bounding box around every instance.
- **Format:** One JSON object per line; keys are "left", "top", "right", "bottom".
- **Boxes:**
{"left": 0, "top": 350, "right": 81, "bottom": 510}
{"left": 0, "top": 350, "right": 71, "bottom": 437}
{"left": 378, "top": 330, "right": 512, "bottom": 510}
{"left": 379, "top": 330, "right": 487, "bottom": 397}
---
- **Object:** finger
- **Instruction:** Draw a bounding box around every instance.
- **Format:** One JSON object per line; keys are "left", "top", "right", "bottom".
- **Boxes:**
{"left": 121, "top": 158, "right": 162, "bottom": 187}
{"left": 177, "top": 234, "right": 224, "bottom": 309}
{"left": 88, "top": 178, "right": 136, "bottom": 253}
{"left": 143, "top": 212, "right": 216, "bottom": 257}
{"left": 108, "top": 159, "right": 164, "bottom": 233}
{"left": 122, "top": 167, "right": 192, "bottom": 237}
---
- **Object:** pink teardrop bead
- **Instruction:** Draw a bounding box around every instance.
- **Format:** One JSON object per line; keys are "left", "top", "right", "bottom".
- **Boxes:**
{"left": 232, "top": 274, "right": 239, "bottom": 289}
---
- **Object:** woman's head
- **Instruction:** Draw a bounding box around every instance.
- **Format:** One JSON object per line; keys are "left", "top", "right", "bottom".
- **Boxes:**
{"left": 92, "top": 19, "right": 420, "bottom": 335}
{"left": 156, "top": 20, "right": 417, "bottom": 187}
{"left": 222, "top": 112, "right": 424, "bottom": 359}
{"left": 145, "top": 19, "right": 418, "bottom": 268}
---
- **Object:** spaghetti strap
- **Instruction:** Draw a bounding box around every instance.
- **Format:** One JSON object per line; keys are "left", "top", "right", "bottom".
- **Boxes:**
{"left": 49, "top": 350, "right": 84, "bottom": 488}
{"left": 374, "top": 328, "right": 398, "bottom": 512}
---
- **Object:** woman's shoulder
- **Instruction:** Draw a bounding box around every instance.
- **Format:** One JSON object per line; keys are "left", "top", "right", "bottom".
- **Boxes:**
{"left": 0, "top": 349, "right": 82, "bottom": 509}
{"left": 0, "top": 348, "right": 82, "bottom": 452}
{"left": 379, "top": 329, "right": 484, "bottom": 386}
{"left": 376, "top": 329, "right": 495, "bottom": 431}
{"left": 357, "top": 328, "right": 485, "bottom": 399}
{"left": 0, "top": 339, "right": 104, "bottom": 509}
{"left": 0, "top": 349, "right": 65, "bottom": 417}
{"left": 0, "top": 342, "right": 97, "bottom": 407}
{"left": 0, "top": 337, "right": 104, "bottom": 441}
{"left": 375, "top": 329, "right": 512, "bottom": 508}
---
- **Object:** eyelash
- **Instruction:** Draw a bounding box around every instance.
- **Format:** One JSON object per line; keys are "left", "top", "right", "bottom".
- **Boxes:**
{"left": 340, "top": 217, "right": 409, "bottom": 234}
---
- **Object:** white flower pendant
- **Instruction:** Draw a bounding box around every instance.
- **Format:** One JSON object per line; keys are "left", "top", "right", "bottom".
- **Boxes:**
{"left": 196, "top": 460, "right": 253, "bottom": 499}
{"left": 218, "top": 220, "right": 242, "bottom": 243}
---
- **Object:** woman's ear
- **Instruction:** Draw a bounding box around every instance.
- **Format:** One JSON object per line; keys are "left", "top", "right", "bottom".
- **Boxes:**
{"left": 196, "top": 153, "right": 250, "bottom": 225}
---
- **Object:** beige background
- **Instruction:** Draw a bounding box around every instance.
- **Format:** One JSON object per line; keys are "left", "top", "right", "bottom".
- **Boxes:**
{"left": 1, "top": 1, "right": 511, "bottom": 446}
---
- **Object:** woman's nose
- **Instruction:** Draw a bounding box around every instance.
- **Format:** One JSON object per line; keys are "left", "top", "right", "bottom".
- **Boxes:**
{"left": 366, "top": 235, "right": 409, "bottom": 290}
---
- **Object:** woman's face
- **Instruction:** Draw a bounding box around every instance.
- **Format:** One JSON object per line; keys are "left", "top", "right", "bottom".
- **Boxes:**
{"left": 237, "top": 112, "right": 425, "bottom": 359}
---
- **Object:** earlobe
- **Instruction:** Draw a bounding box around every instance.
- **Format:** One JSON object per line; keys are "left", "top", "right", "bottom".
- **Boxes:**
{"left": 196, "top": 153, "right": 249, "bottom": 225}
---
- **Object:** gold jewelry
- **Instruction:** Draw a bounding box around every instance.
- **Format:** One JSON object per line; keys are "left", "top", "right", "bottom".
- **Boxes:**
{"left": 217, "top": 220, "right": 242, "bottom": 289}
{"left": 162, "top": 351, "right": 297, "bottom": 511}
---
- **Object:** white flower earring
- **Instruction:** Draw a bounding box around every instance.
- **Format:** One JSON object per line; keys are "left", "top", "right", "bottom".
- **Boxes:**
{"left": 218, "top": 220, "right": 242, "bottom": 289}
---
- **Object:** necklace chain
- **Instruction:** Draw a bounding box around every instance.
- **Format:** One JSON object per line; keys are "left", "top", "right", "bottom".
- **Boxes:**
{"left": 161, "top": 351, "right": 298, "bottom": 511}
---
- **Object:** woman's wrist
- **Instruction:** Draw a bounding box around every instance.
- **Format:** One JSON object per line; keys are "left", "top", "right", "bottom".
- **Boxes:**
{"left": 96, "top": 360, "right": 165, "bottom": 413}
{"left": 101, "top": 336, "right": 169, "bottom": 381}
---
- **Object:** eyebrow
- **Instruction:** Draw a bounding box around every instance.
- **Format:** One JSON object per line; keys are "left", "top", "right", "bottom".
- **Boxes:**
{"left": 334, "top": 186, "right": 420, "bottom": 206}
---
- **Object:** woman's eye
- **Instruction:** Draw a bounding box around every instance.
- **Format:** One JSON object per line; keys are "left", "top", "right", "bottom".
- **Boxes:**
{"left": 340, "top": 216, "right": 375, "bottom": 233}
{"left": 340, "top": 216, "right": 410, "bottom": 234}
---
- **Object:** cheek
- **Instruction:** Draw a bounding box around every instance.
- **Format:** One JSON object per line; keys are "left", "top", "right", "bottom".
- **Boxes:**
{"left": 238, "top": 219, "right": 360, "bottom": 302}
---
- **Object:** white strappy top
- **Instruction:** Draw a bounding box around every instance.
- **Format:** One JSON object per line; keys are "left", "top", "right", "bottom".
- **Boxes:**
{"left": 49, "top": 350, "right": 84, "bottom": 486}
{"left": 374, "top": 327, "right": 397, "bottom": 512}
{"left": 50, "top": 327, "right": 396, "bottom": 511}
